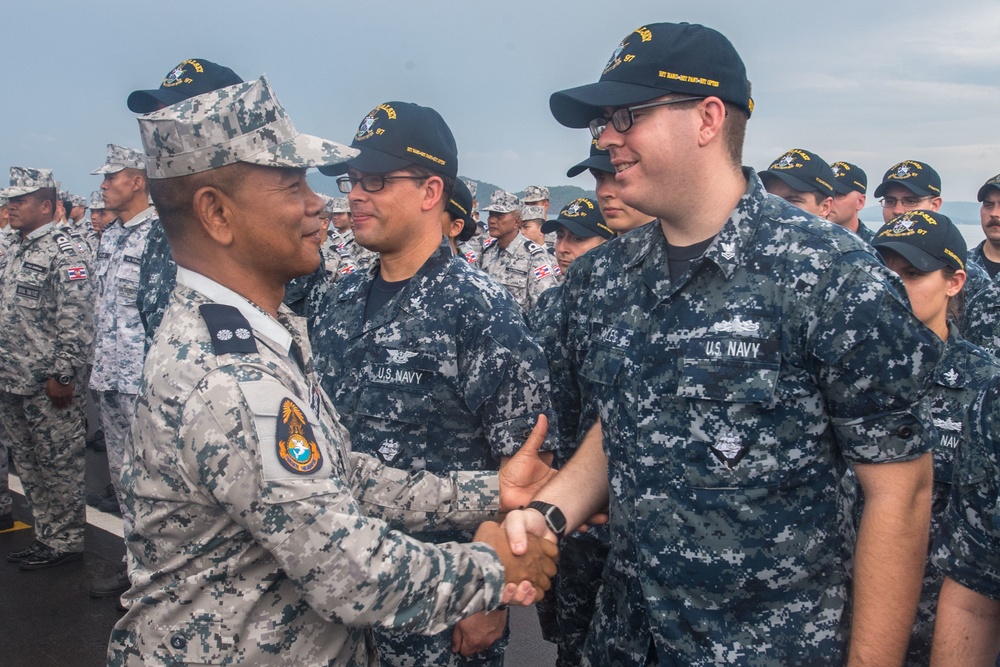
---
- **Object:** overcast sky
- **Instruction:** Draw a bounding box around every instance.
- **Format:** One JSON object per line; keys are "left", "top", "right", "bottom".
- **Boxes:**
{"left": 4, "top": 0, "right": 1000, "bottom": 204}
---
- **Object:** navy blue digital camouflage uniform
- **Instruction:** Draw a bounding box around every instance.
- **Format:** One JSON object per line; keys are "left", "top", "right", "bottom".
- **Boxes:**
{"left": 554, "top": 171, "right": 940, "bottom": 666}
{"left": 841, "top": 323, "right": 1000, "bottom": 664}
{"left": 310, "top": 239, "right": 555, "bottom": 666}
{"left": 529, "top": 281, "right": 614, "bottom": 666}
{"left": 909, "top": 326, "right": 999, "bottom": 663}
{"left": 136, "top": 220, "right": 175, "bottom": 349}
{"left": 932, "top": 374, "right": 1000, "bottom": 609}
{"left": 964, "top": 244, "right": 1000, "bottom": 357}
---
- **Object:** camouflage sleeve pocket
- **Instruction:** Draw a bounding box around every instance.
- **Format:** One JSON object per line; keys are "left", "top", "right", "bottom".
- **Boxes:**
{"left": 158, "top": 617, "right": 236, "bottom": 664}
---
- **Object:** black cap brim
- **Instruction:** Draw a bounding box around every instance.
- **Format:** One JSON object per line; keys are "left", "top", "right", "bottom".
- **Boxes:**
{"left": 317, "top": 147, "right": 412, "bottom": 177}
{"left": 541, "top": 217, "right": 613, "bottom": 239}
{"left": 874, "top": 241, "right": 947, "bottom": 272}
{"left": 978, "top": 183, "right": 1000, "bottom": 202}
{"left": 832, "top": 180, "right": 855, "bottom": 195}
{"left": 550, "top": 81, "right": 670, "bottom": 128}
{"left": 567, "top": 153, "right": 614, "bottom": 177}
{"left": 759, "top": 171, "right": 829, "bottom": 197}
{"left": 872, "top": 180, "right": 936, "bottom": 199}
{"left": 127, "top": 88, "right": 192, "bottom": 114}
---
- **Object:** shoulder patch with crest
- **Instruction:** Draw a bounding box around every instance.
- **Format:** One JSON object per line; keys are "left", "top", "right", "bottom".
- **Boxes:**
{"left": 198, "top": 304, "right": 258, "bottom": 355}
{"left": 276, "top": 397, "right": 323, "bottom": 474}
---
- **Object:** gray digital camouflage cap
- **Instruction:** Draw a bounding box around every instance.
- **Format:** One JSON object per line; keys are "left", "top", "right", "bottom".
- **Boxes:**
{"left": 319, "top": 194, "right": 335, "bottom": 215}
{"left": 138, "top": 75, "right": 358, "bottom": 179}
{"left": 70, "top": 194, "right": 88, "bottom": 208}
{"left": 328, "top": 197, "right": 350, "bottom": 213}
{"left": 462, "top": 179, "right": 477, "bottom": 198}
{"left": 522, "top": 185, "right": 549, "bottom": 202}
{"left": 90, "top": 190, "right": 106, "bottom": 210}
{"left": 482, "top": 189, "right": 521, "bottom": 214}
{"left": 0, "top": 166, "right": 56, "bottom": 198}
{"left": 91, "top": 144, "right": 147, "bottom": 175}
{"left": 521, "top": 205, "right": 546, "bottom": 221}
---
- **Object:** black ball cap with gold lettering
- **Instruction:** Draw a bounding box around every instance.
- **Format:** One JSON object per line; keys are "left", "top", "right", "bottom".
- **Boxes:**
{"left": 873, "top": 210, "right": 966, "bottom": 272}
{"left": 541, "top": 198, "right": 615, "bottom": 239}
{"left": 127, "top": 58, "right": 243, "bottom": 113}
{"left": 319, "top": 102, "right": 458, "bottom": 179}
{"left": 758, "top": 149, "right": 836, "bottom": 197}
{"left": 567, "top": 139, "right": 614, "bottom": 177}
{"left": 873, "top": 160, "right": 942, "bottom": 198}
{"left": 549, "top": 22, "right": 753, "bottom": 129}
{"left": 831, "top": 161, "right": 867, "bottom": 195}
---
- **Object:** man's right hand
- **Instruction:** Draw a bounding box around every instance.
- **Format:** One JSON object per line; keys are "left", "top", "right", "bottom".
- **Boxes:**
{"left": 474, "top": 520, "right": 557, "bottom": 604}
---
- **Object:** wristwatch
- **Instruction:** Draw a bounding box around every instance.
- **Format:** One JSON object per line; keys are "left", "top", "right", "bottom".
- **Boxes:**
{"left": 55, "top": 374, "right": 72, "bottom": 386}
{"left": 527, "top": 501, "right": 567, "bottom": 539}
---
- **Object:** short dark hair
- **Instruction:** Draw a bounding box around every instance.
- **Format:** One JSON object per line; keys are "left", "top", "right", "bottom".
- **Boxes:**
{"left": 403, "top": 165, "right": 455, "bottom": 203}
{"left": 148, "top": 162, "right": 255, "bottom": 242}
{"left": 811, "top": 192, "right": 832, "bottom": 206}
{"left": 722, "top": 102, "right": 748, "bottom": 166}
{"left": 657, "top": 97, "right": 746, "bottom": 166}
{"left": 33, "top": 187, "right": 57, "bottom": 211}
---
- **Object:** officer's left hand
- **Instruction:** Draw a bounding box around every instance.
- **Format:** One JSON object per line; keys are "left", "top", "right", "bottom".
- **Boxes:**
{"left": 45, "top": 378, "right": 74, "bottom": 409}
{"left": 451, "top": 609, "right": 507, "bottom": 657}
{"left": 498, "top": 415, "right": 555, "bottom": 513}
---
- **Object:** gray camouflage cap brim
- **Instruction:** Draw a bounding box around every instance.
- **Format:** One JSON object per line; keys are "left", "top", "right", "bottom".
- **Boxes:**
{"left": 138, "top": 75, "right": 358, "bottom": 179}
{"left": 0, "top": 166, "right": 56, "bottom": 199}
{"left": 0, "top": 185, "right": 43, "bottom": 198}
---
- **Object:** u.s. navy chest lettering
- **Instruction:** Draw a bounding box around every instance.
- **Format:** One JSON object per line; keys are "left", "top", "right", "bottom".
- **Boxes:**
{"left": 704, "top": 339, "right": 764, "bottom": 360}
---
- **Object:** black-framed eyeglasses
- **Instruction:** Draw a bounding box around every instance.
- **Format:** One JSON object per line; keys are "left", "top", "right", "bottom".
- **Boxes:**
{"left": 878, "top": 195, "right": 932, "bottom": 208}
{"left": 588, "top": 96, "right": 703, "bottom": 140}
{"left": 336, "top": 174, "right": 427, "bottom": 194}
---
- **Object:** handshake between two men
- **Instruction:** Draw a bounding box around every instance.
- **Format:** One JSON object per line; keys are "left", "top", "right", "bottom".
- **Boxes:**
{"left": 474, "top": 415, "right": 608, "bottom": 607}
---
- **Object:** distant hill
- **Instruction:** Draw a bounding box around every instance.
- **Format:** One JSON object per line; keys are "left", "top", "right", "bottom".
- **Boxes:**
{"left": 462, "top": 177, "right": 595, "bottom": 216}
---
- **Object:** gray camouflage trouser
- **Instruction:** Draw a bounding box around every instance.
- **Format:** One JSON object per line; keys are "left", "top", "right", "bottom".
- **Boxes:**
{"left": 0, "top": 389, "right": 86, "bottom": 551}
{"left": 99, "top": 390, "right": 138, "bottom": 537}
{"left": 0, "top": 428, "right": 10, "bottom": 517}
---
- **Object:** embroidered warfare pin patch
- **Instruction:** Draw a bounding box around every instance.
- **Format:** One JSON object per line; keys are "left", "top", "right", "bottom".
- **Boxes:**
{"left": 276, "top": 397, "right": 323, "bottom": 474}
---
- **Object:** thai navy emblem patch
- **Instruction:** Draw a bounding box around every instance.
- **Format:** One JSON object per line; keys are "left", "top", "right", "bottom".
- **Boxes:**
{"left": 276, "top": 398, "right": 323, "bottom": 474}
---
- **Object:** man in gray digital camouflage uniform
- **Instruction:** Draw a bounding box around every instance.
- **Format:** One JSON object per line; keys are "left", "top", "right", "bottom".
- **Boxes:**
{"left": 522, "top": 185, "right": 550, "bottom": 218}
{"left": 320, "top": 195, "right": 361, "bottom": 281}
{"left": 0, "top": 167, "right": 94, "bottom": 570}
{"left": 0, "top": 194, "right": 11, "bottom": 532}
{"left": 88, "top": 189, "right": 113, "bottom": 234}
{"left": 128, "top": 58, "right": 244, "bottom": 346}
{"left": 108, "top": 75, "right": 558, "bottom": 666}
{"left": 477, "top": 189, "right": 558, "bottom": 311}
{"left": 503, "top": 21, "right": 941, "bottom": 665}
{"left": 312, "top": 100, "right": 556, "bottom": 666}
{"left": 87, "top": 143, "right": 158, "bottom": 596}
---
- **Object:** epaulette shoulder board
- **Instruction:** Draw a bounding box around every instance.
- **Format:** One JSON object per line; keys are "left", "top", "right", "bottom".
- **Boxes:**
{"left": 199, "top": 304, "right": 259, "bottom": 355}
{"left": 52, "top": 232, "right": 75, "bottom": 254}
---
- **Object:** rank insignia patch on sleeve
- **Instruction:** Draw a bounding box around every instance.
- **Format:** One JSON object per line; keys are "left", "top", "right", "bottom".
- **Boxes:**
{"left": 276, "top": 397, "right": 323, "bottom": 474}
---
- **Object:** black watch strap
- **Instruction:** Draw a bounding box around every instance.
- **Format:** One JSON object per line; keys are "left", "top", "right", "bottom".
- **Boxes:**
{"left": 527, "top": 500, "right": 567, "bottom": 539}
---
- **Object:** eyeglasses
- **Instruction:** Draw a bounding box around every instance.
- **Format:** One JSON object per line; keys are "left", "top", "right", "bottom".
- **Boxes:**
{"left": 879, "top": 195, "right": 933, "bottom": 208}
{"left": 589, "top": 96, "right": 703, "bottom": 140}
{"left": 336, "top": 174, "right": 427, "bottom": 194}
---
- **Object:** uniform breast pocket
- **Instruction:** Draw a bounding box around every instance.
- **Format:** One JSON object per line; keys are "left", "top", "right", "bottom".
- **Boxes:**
{"left": 579, "top": 342, "right": 627, "bottom": 389}
{"left": 116, "top": 260, "right": 140, "bottom": 307}
{"left": 676, "top": 336, "right": 786, "bottom": 488}
{"left": 13, "top": 279, "right": 45, "bottom": 310}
